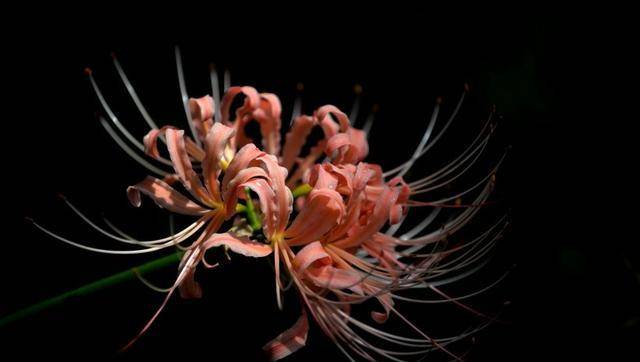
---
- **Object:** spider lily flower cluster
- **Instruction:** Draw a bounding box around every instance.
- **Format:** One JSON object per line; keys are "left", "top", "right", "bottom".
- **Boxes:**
{"left": 31, "top": 49, "right": 507, "bottom": 361}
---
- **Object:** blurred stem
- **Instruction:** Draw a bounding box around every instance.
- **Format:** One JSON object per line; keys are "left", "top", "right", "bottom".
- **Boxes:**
{"left": 0, "top": 251, "right": 183, "bottom": 328}
{"left": 292, "top": 183, "right": 312, "bottom": 198}
{"left": 244, "top": 187, "right": 262, "bottom": 231}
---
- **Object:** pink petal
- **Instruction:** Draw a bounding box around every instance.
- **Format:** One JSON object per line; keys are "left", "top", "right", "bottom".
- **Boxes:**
{"left": 127, "top": 176, "right": 208, "bottom": 215}
{"left": 332, "top": 187, "right": 397, "bottom": 249}
{"left": 256, "top": 153, "right": 292, "bottom": 238}
{"left": 178, "top": 248, "right": 203, "bottom": 299}
{"left": 202, "top": 123, "right": 236, "bottom": 202}
{"left": 262, "top": 311, "right": 309, "bottom": 361}
{"left": 281, "top": 115, "right": 315, "bottom": 170}
{"left": 188, "top": 95, "right": 215, "bottom": 143}
{"left": 201, "top": 232, "right": 272, "bottom": 258}
{"left": 222, "top": 143, "right": 265, "bottom": 195}
{"left": 307, "top": 264, "right": 362, "bottom": 290}
{"left": 315, "top": 104, "right": 350, "bottom": 133}
{"left": 285, "top": 189, "right": 344, "bottom": 246}
{"left": 292, "top": 241, "right": 332, "bottom": 274}
{"left": 252, "top": 93, "right": 282, "bottom": 155}
{"left": 165, "top": 129, "right": 213, "bottom": 205}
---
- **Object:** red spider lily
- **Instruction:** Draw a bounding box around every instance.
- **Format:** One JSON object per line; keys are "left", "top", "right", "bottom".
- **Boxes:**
{"left": 31, "top": 48, "right": 507, "bottom": 361}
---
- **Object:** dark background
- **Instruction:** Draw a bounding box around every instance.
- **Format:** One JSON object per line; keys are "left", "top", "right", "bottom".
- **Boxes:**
{"left": 2, "top": 8, "right": 634, "bottom": 361}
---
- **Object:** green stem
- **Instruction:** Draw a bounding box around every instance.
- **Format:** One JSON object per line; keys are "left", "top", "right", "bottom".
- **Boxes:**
{"left": 292, "top": 183, "right": 312, "bottom": 198}
{"left": 0, "top": 251, "right": 183, "bottom": 328}
{"left": 244, "top": 187, "right": 262, "bottom": 231}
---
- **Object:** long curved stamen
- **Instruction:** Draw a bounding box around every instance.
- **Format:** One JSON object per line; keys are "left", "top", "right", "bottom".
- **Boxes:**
{"left": 112, "top": 53, "right": 160, "bottom": 131}
{"left": 362, "top": 104, "right": 378, "bottom": 138}
{"left": 395, "top": 99, "right": 440, "bottom": 178}
{"left": 29, "top": 219, "right": 190, "bottom": 255}
{"left": 384, "top": 89, "right": 467, "bottom": 178}
{"left": 98, "top": 116, "right": 168, "bottom": 176}
{"left": 174, "top": 46, "right": 201, "bottom": 147}
{"left": 398, "top": 207, "right": 442, "bottom": 241}
{"left": 133, "top": 267, "right": 174, "bottom": 292}
{"left": 349, "top": 84, "right": 362, "bottom": 122}
{"left": 223, "top": 69, "right": 231, "bottom": 92}
{"left": 289, "top": 82, "right": 303, "bottom": 125}
{"left": 209, "top": 63, "right": 221, "bottom": 123}
{"left": 410, "top": 135, "right": 491, "bottom": 194}
{"left": 60, "top": 195, "right": 205, "bottom": 245}
{"left": 408, "top": 114, "right": 494, "bottom": 188}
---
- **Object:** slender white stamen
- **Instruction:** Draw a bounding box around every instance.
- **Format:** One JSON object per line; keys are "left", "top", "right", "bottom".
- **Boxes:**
{"left": 349, "top": 84, "right": 362, "bottom": 122}
{"left": 30, "top": 220, "right": 181, "bottom": 255}
{"left": 88, "top": 71, "right": 145, "bottom": 152}
{"left": 395, "top": 100, "right": 440, "bottom": 178}
{"left": 289, "top": 82, "right": 303, "bottom": 126}
{"left": 399, "top": 208, "right": 441, "bottom": 241}
{"left": 362, "top": 105, "right": 377, "bottom": 138}
{"left": 133, "top": 268, "right": 173, "bottom": 292}
{"left": 112, "top": 54, "right": 160, "bottom": 130}
{"left": 175, "top": 46, "right": 201, "bottom": 147}
{"left": 102, "top": 215, "right": 204, "bottom": 245}
{"left": 409, "top": 132, "right": 489, "bottom": 190}
{"left": 99, "top": 117, "right": 168, "bottom": 176}
{"left": 408, "top": 115, "right": 494, "bottom": 188}
{"left": 61, "top": 195, "right": 205, "bottom": 245}
{"left": 209, "top": 63, "right": 221, "bottom": 123}
{"left": 384, "top": 91, "right": 466, "bottom": 178}
{"left": 223, "top": 68, "right": 231, "bottom": 92}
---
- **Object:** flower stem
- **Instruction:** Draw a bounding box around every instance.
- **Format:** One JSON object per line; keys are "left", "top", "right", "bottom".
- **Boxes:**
{"left": 292, "top": 183, "right": 312, "bottom": 198}
{"left": 244, "top": 187, "right": 262, "bottom": 231}
{"left": 0, "top": 251, "right": 183, "bottom": 328}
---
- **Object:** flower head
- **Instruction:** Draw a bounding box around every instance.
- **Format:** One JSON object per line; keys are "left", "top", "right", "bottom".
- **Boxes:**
{"left": 33, "top": 48, "right": 507, "bottom": 361}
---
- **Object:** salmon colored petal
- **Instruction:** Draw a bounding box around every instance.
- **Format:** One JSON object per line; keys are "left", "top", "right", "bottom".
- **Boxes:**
{"left": 202, "top": 123, "right": 236, "bottom": 201}
{"left": 257, "top": 154, "right": 292, "bottom": 237}
{"left": 281, "top": 115, "right": 315, "bottom": 170}
{"left": 223, "top": 167, "right": 270, "bottom": 217}
{"left": 127, "top": 176, "right": 208, "bottom": 215}
{"left": 220, "top": 86, "right": 261, "bottom": 125}
{"left": 241, "top": 178, "right": 277, "bottom": 237}
{"left": 188, "top": 95, "right": 215, "bottom": 143}
{"left": 222, "top": 143, "right": 265, "bottom": 195}
{"left": 263, "top": 311, "right": 308, "bottom": 361}
{"left": 292, "top": 241, "right": 331, "bottom": 274}
{"left": 285, "top": 189, "right": 344, "bottom": 246}
{"left": 201, "top": 232, "right": 272, "bottom": 258}
{"left": 332, "top": 187, "right": 397, "bottom": 249}
{"left": 253, "top": 93, "right": 282, "bottom": 155}
{"left": 165, "top": 129, "right": 213, "bottom": 205}
{"left": 307, "top": 265, "right": 362, "bottom": 290}
{"left": 315, "top": 104, "right": 350, "bottom": 133}
{"left": 143, "top": 126, "right": 175, "bottom": 159}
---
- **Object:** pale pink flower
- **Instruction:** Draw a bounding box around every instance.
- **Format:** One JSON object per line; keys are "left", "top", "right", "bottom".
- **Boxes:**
{"left": 32, "top": 50, "right": 506, "bottom": 361}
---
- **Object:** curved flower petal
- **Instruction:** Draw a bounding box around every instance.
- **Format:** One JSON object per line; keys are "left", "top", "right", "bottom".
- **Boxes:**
{"left": 166, "top": 129, "right": 213, "bottom": 205}
{"left": 202, "top": 123, "right": 236, "bottom": 202}
{"left": 127, "top": 176, "right": 208, "bottom": 215}
{"left": 281, "top": 115, "right": 315, "bottom": 170}
{"left": 292, "top": 241, "right": 332, "bottom": 274}
{"left": 253, "top": 93, "right": 282, "bottom": 155}
{"left": 201, "top": 232, "right": 272, "bottom": 258}
{"left": 285, "top": 189, "right": 344, "bottom": 246}
{"left": 263, "top": 311, "right": 308, "bottom": 361}
{"left": 189, "top": 95, "right": 215, "bottom": 143}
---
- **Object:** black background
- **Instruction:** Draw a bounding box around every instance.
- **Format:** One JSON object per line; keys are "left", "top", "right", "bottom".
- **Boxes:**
{"left": 2, "top": 8, "right": 634, "bottom": 361}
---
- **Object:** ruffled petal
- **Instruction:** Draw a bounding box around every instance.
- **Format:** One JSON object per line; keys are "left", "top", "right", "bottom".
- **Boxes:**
{"left": 201, "top": 232, "right": 272, "bottom": 258}
{"left": 285, "top": 188, "right": 344, "bottom": 246}
{"left": 262, "top": 311, "right": 308, "bottom": 361}
{"left": 165, "top": 129, "right": 213, "bottom": 205}
{"left": 127, "top": 176, "right": 208, "bottom": 215}
{"left": 188, "top": 95, "right": 215, "bottom": 143}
